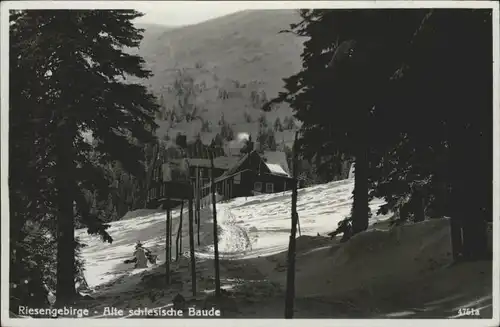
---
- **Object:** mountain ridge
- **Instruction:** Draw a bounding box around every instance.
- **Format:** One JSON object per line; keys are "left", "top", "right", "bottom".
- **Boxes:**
{"left": 136, "top": 10, "right": 305, "bottom": 147}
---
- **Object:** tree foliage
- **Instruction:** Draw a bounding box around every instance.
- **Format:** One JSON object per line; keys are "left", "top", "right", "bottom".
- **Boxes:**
{"left": 257, "top": 126, "right": 277, "bottom": 152}
{"left": 10, "top": 9, "right": 159, "bottom": 308}
{"left": 172, "top": 70, "right": 202, "bottom": 122}
{"left": 266, "top": 9, "right": 492, "bottom": 259}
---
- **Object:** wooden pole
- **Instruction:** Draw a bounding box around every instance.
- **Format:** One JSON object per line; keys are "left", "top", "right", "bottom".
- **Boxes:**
{"left": 229, "top": 179, "right": 233, "bottom": 199}
{"left": 210, "top": 151, "right": 221, "bottom": 297}
{"left": 169, "top": 203, "right": 173, "bottom": 265}
{"left": 223, "top": 180, "right": 226, "bottom": 200}
{"left": 166, "top": 201, "right": 171, "bottom": 285}
{"left": 176, "top": 201, "right": 184, "bottom": 261}
{"left": 284, "top": 132, "right": 299, "bottom": 319}
{"left": 188, "top": 197, "right": 197, "bottom": 296}
{"left": 297, "top": 207, "right": 302, "bottom": 237}
{"left": 195, "top": 167, "right": 199, "bottom": 226}
{"left": 196, "top": 168, "right": 201, "bottom": 246}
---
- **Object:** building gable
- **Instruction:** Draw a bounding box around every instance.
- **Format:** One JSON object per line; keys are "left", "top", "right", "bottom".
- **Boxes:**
{"left": 226, "top": 151, "right": 269, "bottom": 176}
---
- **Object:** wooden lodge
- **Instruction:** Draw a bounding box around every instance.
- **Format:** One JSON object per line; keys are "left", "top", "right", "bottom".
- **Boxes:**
{"left": 146, "top": 142, "right": 295, "bottom": 208}
{"left": 201, "top": 150, "right": 295, "bottom": 201}
{"left": 173, "top": 156, "right": 240, "bottom": 185}
{"left": 145, "top": 157, "right": 193, "bottom": 209}
{"left": 146, "top": 152, "right": 240, "bottom": 208}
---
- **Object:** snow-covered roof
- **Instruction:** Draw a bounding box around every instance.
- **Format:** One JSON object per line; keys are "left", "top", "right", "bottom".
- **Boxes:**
{"left": 262, "top": 151, "right": 291, "bottom": 176}
{"left": 265, "top": 163, "right": 290, "bottom": 177}
{"left": 206, "top": 151, "right": 292, "bottom": 186}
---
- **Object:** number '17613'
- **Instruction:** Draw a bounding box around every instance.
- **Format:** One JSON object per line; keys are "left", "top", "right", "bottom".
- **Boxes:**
{"left": 458, "top": 308, "right": 480, "bottom": 316}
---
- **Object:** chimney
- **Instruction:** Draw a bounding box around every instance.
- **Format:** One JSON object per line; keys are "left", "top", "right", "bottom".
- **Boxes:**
{"left": 254, "top": 141, "right": 260, "bottom": 152}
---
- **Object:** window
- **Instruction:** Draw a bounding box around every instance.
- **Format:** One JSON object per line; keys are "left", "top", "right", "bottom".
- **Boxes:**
{"left": 266, "top": 182, "right": 274, "bottom": 193}
{"left": 234, "top": 173, "right": 241, "bottom": 185}
{"left": 254, "top": 182, "right": 262, "bottom": 192}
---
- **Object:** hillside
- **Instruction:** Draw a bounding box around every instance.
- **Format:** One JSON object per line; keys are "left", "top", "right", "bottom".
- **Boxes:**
{"left": 135, "top": 23, "right": 176, "bottom": 38}
{"left": 135, "top": 10, "right": 305, "bottom": 146}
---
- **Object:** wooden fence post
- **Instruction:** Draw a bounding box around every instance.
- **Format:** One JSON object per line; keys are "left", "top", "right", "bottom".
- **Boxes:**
{"left": 166, "top": 200, "right": 171, "bottom": 285}
{"left": 188, "top": 197, "right": 197, "bottom": 296}
{"left": 196, "top": 168, "right": 201, "bottom": 246}
{"left": 285, "top": 132, "right": 299, "bottom": 318}
{"left": 176, "top": 202, "right": 184, "bottom": 261}
{"left": 210, "top": 150, "right": 221, "bottom": 297}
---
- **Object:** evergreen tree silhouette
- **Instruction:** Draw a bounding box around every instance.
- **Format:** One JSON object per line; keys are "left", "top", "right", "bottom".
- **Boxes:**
{"left": 10, "top": 9, "right": 159, "bottom": 306}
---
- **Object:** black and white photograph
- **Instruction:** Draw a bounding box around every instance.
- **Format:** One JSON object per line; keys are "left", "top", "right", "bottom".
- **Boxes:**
{"left": 1, "top": 0, "right": 499, "bottom": 325}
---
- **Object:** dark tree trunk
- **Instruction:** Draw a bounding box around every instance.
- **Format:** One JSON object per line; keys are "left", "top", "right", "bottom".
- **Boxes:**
{"left": 55, "top": 124, "right": 77, "bottom": 306}
{"left": 462, "top": 126, "right": 491, "bottom": 261}
{"left": 462, "top": 216, "right": 489, "bottom": 261}
{"left": 460, "top": 166, "right": 489, "bottom": 261}
{"left": 400, "top": 203, "right": 409, "bottom": 224}
{"left": 352, "top": 145, "right": 369, "bottom": 234}
{"left": 284, "top": 132, "right": 299, "bottom": 319}
{"left": 450, "top": 128, "right": 490, "bottom": 262}
{"left": 437, "top": 142, "right": 463, "bottom": 261}
{"left": 450, "top": 133, "right": 466, "bottom": 261}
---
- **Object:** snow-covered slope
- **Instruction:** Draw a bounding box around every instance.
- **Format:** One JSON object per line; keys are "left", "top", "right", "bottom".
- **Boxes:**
{"left": 77, "top": 178, "right": 384, "bottom": 288}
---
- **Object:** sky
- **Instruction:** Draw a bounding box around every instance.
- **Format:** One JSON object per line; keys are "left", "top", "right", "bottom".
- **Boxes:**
{"left": 133, "top": 2, "right": 242, "bottom": 26}
{"left": 130, "top": 1, "right": 308, "bottom": 27}
{"left": 132, "top": 2, "right": 257, "bottom": 27}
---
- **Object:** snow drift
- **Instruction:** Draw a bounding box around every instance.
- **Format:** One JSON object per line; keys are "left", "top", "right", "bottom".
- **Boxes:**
{"left": 294, "top": 217, "right": 453, "bottom": 298}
